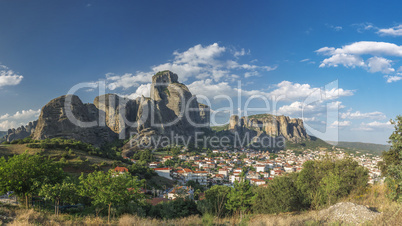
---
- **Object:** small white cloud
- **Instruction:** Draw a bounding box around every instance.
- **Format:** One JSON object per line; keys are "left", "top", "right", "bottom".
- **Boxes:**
{"left": 0, "top": 65, "right": 23, "bottom": 88}
{"left": 353, "top": 23, "right": 377, "bottom": 33}
{"left": 125, "top": 83, "right": 151, "bottom": 99}
{"left": 340, "top": 110, "right": 386, "bottom": 120}
{"left": 385, "top": 75, "right": 402, "bottom": 83}
{"left": 355, "top": 121, "right": 393, "bottom": 131}
{"left": 330, "top": 120, "right": 351, "bottom": 128}
{"left": 378, "top": 24, "right": 402, "bottom": 36}
{"left": 233, "top": 48, "right": 250, "bottom": 57}
{"left": 244, "top": 71, "right": 259, "bottom": 78}
{"left": 367, "top": 56, "right": 394, "bottom": 74}
{"left": 326, "top": 24, "right": 343, "bottom": 31}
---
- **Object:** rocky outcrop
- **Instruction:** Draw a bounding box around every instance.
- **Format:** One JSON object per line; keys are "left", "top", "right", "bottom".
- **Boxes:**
{"left": 32, "top": 95, "right": 118, "bottom": 146}
{"left": 25, "top": 71, "right": 210, "bottom": 147}
{"left": 6, "top": 120, "right": 37, "bottom": 142}
{"left": 229, "top": 114, "right": 310, "bottom": 142}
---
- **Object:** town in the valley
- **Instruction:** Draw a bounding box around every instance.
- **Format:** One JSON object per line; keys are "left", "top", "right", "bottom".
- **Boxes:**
{"left": 117, "top": 145, "right": 384, "bottom": 202}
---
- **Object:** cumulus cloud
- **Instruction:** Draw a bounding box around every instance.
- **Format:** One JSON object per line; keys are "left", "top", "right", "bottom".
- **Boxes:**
{"left": 0, "top": 109, "right": 41, "bottom": 130}
{"left": 0, "top": 120, "right": 20, "bottom": 131}
{"left": 0, "top": 65, "right": 23, "bottom": 87}
{"left": 106, "top": 72, "right": 152, "bottom": 90}
{"left": 0, "top": 109, "right": 41, "bottom": 121}
{"left": 340, "top": 110, "right": 386, "bottom": 120}
{"left": 105, "top": 43, "right": 277, "bottom": 90}
{"left": 125, "top": 83, "right": 151, "bottom": 99}
{"left": 188, "top": 79, "right": 237, "bottom": 99}
{"left": 316, "top": 41, "right": 402, "bottom": 81}
{"left": 268, "top": 81, "right": 353, "bottom": 102}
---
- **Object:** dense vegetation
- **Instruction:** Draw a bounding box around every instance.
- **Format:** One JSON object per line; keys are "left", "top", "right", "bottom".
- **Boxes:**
{"left": 381, "top": 116, "right": 402, "bottom": 202}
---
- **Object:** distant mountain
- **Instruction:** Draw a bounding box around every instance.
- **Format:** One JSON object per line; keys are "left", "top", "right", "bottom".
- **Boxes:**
{"left": 327, "top": 141, "right": 390, "bottom": 156}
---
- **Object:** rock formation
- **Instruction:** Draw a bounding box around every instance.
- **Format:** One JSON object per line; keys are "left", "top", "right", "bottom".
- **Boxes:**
{"left": 8, "top": 70, "right": 211, "bottom": 147}
{"left": 32, "top": 95, "right": 118, "bottom": 145}
{"left": 228, "top": 114, "right": 310, "bottom": 143}
{"left": 6, "top": 120, "right": 37, "bottom": 142}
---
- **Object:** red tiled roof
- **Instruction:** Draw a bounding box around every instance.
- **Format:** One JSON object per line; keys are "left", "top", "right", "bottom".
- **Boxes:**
{"left": 153, "top": 168, "right": 171, "bottom": 171}
{"left": 114, "top": 167, "right": 129, "bottom": 173}
{"left": 146, "top": 197, "right": 169, "bottom": 206}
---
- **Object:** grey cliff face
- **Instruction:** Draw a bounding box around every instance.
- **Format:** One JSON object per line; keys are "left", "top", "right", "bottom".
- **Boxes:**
{"left": 228, "top": 114, "right": 310, "bottom": 143}
{"left": 6, "top": 120, "right": 37, "bottom": 142}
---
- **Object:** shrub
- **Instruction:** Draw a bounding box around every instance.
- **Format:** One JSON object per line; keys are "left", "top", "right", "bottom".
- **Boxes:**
{"left": 253, "top": 173, "right": 303, "bottom": 214}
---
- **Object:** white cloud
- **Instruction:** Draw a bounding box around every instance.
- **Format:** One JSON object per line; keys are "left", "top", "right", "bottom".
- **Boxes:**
{"left": 105, "top": 43, "right": 277, "bottom": 90}
{"left": 0, "top": 120, "right": 20, "bottom": 131}
{"left": 353, "top": 23, "right": 376, "bottom": 33}
{"left": 319, "top": 53, "right": 365, "bottom": 68}
{"left": 367, "top": 56, "right": 394, "bottom": 73}
{"left": 317, "top": 41, "right": 402, "bottom": 81}
{"left": 268, "top": 81, "right": 353, "bottom": 102}
{"left": 377, "top": 24, "right": 402, "bottom": 36}
{"left": 0, "top": 109, "right": 41, "bottom": 121}
{"left": 233, "top": 48, "right": 250, "bottom": 57}
{"left": 106, "top": 72, "right": 152, "bottom": 90}
{"left": 330, "top": 120, "right": 351, "bottom": 128}
{"left": 276, "top": 100, "right": 344, "bottom": 119}
{"left": 326, "top": 24, "right": 342, "bottom": 31}
{"left": 340, "top": 110, "right": 386, "bottom": 120}
{"left": 318, "top": 41, "right": 402, "bottom": 58}
{"left": 125, "top": 83, "right": 151, "bottom": 99}
{"left": 355, "top": 121, "right": 393, "bottom": 131}
{"left": 385, "top": 75, "right": 402, "bottom": 83}
{"left": 0, "top": 65, "right": 23, "bottom": 87}
{"left": 244, "top": 71, "right": 259, "bottom": 78}
{"left": 0, "top": 109, "right": 41, "bottom": 130}
{"left": 188, "top": 79, "right": 237, "bottom": 99}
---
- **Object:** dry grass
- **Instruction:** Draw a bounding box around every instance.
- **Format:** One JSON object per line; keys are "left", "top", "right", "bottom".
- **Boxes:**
{"left": 0, "top": 144, "right": 38, "bottom": 157}
{"left": 3, "top": 184, "right": 401, "bottom": 226}
{"left": 250, "top": 211, "right": 321, "bottom": 226}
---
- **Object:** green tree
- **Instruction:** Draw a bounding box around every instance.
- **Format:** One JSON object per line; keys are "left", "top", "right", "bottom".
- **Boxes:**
{"left": 202, "top": 185, "right": 231, "bottom": 217}
{"left": 383, "top": 116, "right": 402, "bottom": 202}
{"left": 226, "top": 178, "right": 255, "bottom": 219}
{"left": 78, "top": 170, "right": 144, "bottom": 223}
{"left": 0, "top": 153, "right": 64, "bottom": 208}
{"left": 296, "top": 158, "right": 368, "bottom": 209}
{"left": 39, "top": 180, "right": 78, "bottom": 216}
{"left": 253, "top": 174, "right": 302, "bottom": 214}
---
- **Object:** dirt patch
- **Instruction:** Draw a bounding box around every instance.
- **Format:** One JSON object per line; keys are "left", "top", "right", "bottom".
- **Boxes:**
{"left": 318, "top": 202, "right": 381, "bottom": 224}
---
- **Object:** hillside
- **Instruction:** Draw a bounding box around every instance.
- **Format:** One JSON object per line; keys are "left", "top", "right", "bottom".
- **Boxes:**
{"left": 0, "top": 142, "right": 173, "bottom": 189}
{"left": 327, "top": 141, "right": 390, "bottom": 156}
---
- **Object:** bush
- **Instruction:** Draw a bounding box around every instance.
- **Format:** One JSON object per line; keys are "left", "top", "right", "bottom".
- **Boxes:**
{"left": 253, "top": 173, "right": 303, "bottom": 214}
{"left": 296, "top": 158, "right": 368, "bottom": 209}
{"left": 149, "top": 198, "right": 200, "bottom": 219}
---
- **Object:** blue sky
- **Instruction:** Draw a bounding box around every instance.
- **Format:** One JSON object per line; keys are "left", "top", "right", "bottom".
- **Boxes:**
{"left": 1, "top": 0, "right": 401, "bottom": 144}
